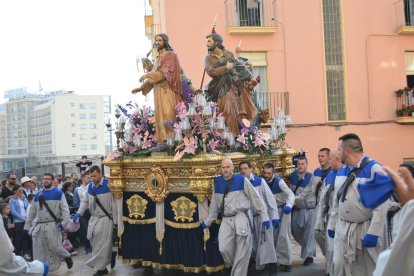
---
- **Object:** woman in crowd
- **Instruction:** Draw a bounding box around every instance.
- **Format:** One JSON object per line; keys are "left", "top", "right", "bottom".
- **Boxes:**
{"left": 9, "top": 185, "right": 31, "bottom": 260}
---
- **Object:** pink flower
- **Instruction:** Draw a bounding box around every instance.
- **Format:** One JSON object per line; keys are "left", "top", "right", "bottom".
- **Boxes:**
{"left": 240, "top": 128, "right": 249, "bottom": 135}
{"left": 174, "top": 150, "right": 185, "bottom": 161}
{"left": 237, "top": 134, "right": 247, "bottom": 144}
{"left": 254, "top": 136, "right": 265, "bottom": 147}
{"left": 142, "top": 137, "right": 152, "bottom": 149}
{"left": 105, "top": 154, "right": 115, "bottom": 162}
{"left": 212, "top": 149, "right": 222, "bottom": 156}
{"left": 209, "top": 139, "right": 218, "bottom": 150}
{"left": 183, "top": 136, "right": 197, "bottom": 154}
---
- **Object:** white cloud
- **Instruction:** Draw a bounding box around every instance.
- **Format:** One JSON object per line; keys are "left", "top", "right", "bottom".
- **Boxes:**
{"left": 0, "top": 0, "right": 152, "bottom": 106}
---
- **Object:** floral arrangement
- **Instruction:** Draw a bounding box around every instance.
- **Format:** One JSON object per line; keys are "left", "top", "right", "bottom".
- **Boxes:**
{"left": 395, "top": 87, "right": 414, "bottom": 117}
{"left": 106, "top": 103, "right": 158, "bottom": 161}
{"left": 106, "top": 95, "right": 291, "bottom": 161}
{"left": 172, "top": 95, "right": 227, "bottom": 160}
{"left": 235, "top": 120, "right": 271, "bottom": 155}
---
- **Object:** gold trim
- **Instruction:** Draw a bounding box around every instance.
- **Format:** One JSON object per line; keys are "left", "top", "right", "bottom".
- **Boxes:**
{"left": 227, "top": 26, "right": 277, "bottom": 35}
{"left": 396, "top": 26, "right": 414, "bottom": 35}
{"left": 122, "top": 216, "right": 156, "bottom": 224}
{"left": 118, "top": 257, "right": 231, "bottom": 273}
{"left": 164, "top": 219, "right": 200, "bottom": 229}
{"left": 396, "top": 116, "right": 414, "bottom": 124}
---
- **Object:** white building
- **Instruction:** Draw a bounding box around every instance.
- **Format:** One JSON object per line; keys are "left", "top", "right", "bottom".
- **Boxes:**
{"left": 0, "top": 90, "right": 112, "bottom": 177}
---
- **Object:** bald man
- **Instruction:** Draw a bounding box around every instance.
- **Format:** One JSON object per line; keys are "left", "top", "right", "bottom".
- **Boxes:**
{"left": 201, "top": 158, "right": 270, "bottom": 276}
{"left": 314, "top": 149, "right": 342, "bottom": 275}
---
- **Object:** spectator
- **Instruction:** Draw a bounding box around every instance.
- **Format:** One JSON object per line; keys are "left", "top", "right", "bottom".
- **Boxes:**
{"left": 55, "top": 174, "right": 63, "bottom": 189}
{"left": 62, "top": 232, "right": 78, "bottom": 256}
{"left": 71, "top": 172, "right": 80, "bottom": 190}
{"left": 9, "top": 185, "right": 31, "bottom": 260}
{"left": 62, "top": 182, "right": 75, "bottom": 214}
{"left": 76, "top": 155, "right": 92, "bottom": 174}
{"left": 73, "top": 172, "right": 92, "bottom": 254}
{"left": 30, "top": 176, "right": 40, "bottom": 190}
{"left": 30, "top": 181, "right": 38, "bottom": 194}
{"left": 0, "top": 179, "right": 7, "bottom": 202}
{"left": 21, "top": 176, "right": 35, "bottom": 197}
{"left": 1, "top": 203, "right": 15, "bottom": 240}
{"left": 1, "top": 174, "right": 18, "bottom": 203}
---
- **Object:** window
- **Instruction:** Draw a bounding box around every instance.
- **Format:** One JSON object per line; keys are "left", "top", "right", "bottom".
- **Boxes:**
{"left": 80, "top": 124, "right": 87, "bottom": 130}
{"left": 72, "top": 133, "right": 76, "bottom": 138}
{"left": 79, "top": 103, "right": 87, "bottom": 109}
{"left": 71, "top": 123, "right": 76, "bottom": 127}
{"left": 91, "top": 144, "right": 98, "bottom": 150}
{"left": 72, "top": 144, "right": 76, "bottom": 148}
{"left": 406, "top": 52, "right": 414, "bottom": 87}
{"left": 236, "top": 0, "right": 261, "bottom": 26}
{"left": 237, "top": 52, "right": 269, "bottom": 110}
{"left": 71, "top": 113, "right": 75, "bottom": 117}
{"left": 80, "top": 144, "right": 87, "bottom": 150}
{"left": 70, "top": 103, "right": 75, "bottom": 107}
{"left": 80, "top": 134, "right": 88, "bottom": 140}
{"left": 90, "top": 123, "right": 97, "bottom": 129}
{"left": 323, "top": 0, "right": 346, "bottom": 121}
{"left": 89, "top": 103, "right": 97, "bottom": 109}
{"left": 403, "top": 0, "right": 414, "bottom": 26}
{"left": 90, "top": 133, "right": 98, "bottom": 140}
{"left": 89, "top": 113, "right": 97, "bottom": 119}
{"left": 79, "top": 113, "right": 87, "bottom": 119}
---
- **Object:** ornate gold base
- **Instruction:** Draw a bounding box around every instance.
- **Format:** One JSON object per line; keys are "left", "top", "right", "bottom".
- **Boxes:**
{"left": 105, "top": 148, "right": 297, "bottom": 201}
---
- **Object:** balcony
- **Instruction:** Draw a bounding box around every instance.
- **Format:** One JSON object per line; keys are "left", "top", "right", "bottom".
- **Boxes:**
{"left": 395, "top": 88, "right": 414, "bottom": 124}
{"left": 225, "top": 0, "right": 277, "bottom": 35}
{"left": 394, "top": 0, "right": 414, "bottom": 34}
{"left": 256, "top": 91, "right": 290, "bottom": 120}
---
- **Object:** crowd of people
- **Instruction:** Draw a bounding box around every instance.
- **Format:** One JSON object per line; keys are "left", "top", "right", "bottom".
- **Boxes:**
{"left": 199, "top": 132, "right": 414, "bottom": 276}
{"left": 0, "top": 156, "right": 117, "bottom": 276}
{"left": 1, "top": 134, "right": 414, "bottom": 276}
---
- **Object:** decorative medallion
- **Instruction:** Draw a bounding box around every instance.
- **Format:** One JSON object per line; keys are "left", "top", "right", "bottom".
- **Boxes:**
{"left": 126, "top": 194, "right": 148, "bottom": 219}
{"left": 145, "top": 165, "right": 169, "bottom": 203}
{"left": 170, "top": 196, "right": 197, "bottom": 223}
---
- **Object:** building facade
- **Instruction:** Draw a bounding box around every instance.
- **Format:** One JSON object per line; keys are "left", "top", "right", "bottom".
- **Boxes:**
{"left": 144, "top": 0, "right": 414, "bottom": 169}
{"left": 0, "top": 90, "right": 112, "bottom": 178}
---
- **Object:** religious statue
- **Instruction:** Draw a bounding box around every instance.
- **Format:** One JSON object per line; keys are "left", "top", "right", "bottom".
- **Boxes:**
{"left": 131, "top": 33, "right": 183, "bottom": 142}
{"left": 204, "top": 33, "right": 259, "bottom": 134}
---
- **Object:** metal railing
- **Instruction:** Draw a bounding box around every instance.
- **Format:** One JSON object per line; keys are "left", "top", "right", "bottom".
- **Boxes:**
{"left": 225, "top": 0, "right": 277, "bottom": 27}
{"left": 256, "top": 91, "right": 289, "bottom": 119}
{"left": 395, "top": 88, "right": 414, "bottom": 116}
{"left": 394, "top": 0, "right": 414, "bottom": 27}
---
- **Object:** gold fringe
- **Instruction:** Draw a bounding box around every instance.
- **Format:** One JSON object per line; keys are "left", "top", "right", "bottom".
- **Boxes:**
{"left": 122, "top": 216, "right": 156, "bottom": 224}
{"left": 118, "top": 257, "right": 230, "bottom": 273}
{"left": 164, "top": 219, "right": 200, "bottom": 229}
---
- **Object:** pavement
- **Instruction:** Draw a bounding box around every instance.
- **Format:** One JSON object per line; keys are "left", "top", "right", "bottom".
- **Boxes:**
{"left": 51, "top": 240, "right": 326, "bottom": 276}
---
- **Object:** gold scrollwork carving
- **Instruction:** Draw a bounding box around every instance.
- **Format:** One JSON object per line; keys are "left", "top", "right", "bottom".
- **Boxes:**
{"left": 109, "top": 179, "right": 124, "bottom": 198}
{"left": 124, "top": 168, "right": 148, "bottom": 177}
{"left": 170, "top": 196, "right": 197, "bottom": 222}
{"left": 166, "top": 168, "right": 192, "bottom": 177}
{"left": 126, "top": 194, "right": 148, "bottom": 219}
{"left": 145, "top": 165, "right": 169, "bottom": 203}
{"left": 195, "top": 193, "right": 211, "bottom": 202}
{"left": 111, "top": 168, "right": 121, "bottom": 176}
{"left": 189, "top": 179, "right": 211, "bottom": 191}
{"left": 193, "top": 166, "right": 219, "bottom": 176}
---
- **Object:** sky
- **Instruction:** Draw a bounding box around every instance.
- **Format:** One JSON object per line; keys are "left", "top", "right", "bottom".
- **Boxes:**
{"left": 0, "top": 0, "right": 152, "bottom": 107}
